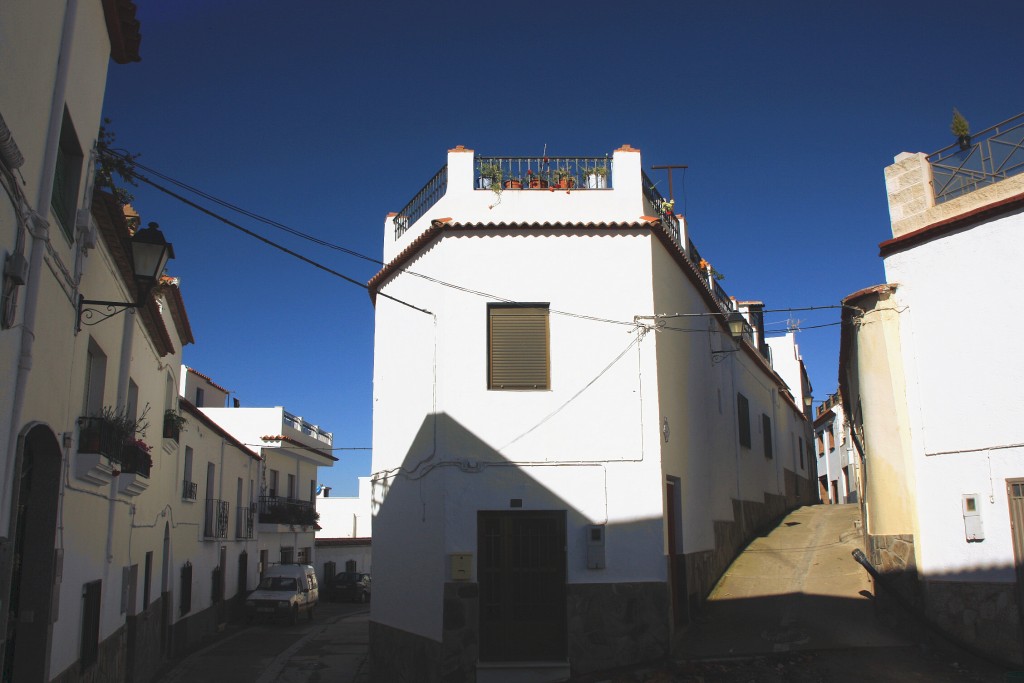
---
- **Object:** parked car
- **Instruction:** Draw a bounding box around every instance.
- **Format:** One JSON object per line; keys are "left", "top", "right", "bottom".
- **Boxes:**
{"left": 245, "top": 564, "right": 319, "bottom": 623}
{"left": 327, "top": 571, "right": 371, "bottom": 603}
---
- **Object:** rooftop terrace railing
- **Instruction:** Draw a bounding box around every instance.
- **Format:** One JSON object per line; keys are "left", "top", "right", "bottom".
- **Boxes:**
{"left": 394, "top": 164, "right": 448, "bottom": 240}
{"left": 283, "top": 410, "right": 333, "bottom": 445}
{"left": 928, "top": 112, "right": 1024, "bottom": 204}
{"left": 474, "top": 156, "right": 612, "bottom": 193}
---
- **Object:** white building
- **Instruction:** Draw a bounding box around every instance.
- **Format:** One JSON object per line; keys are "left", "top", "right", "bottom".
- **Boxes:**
{"left": 369, "top": 145, "right": 814, "bottom": 680}
{"left": 840, "top": 114, "right": 1024, "bottom": 664}
{"left": 186, "top": 367, "right": 337, "bottom": 573}
{"left": 315, "top": 478, "right": 372, "bottom": 579}
{"left": 812, "top": 394, "right": 858, "bottom": 504}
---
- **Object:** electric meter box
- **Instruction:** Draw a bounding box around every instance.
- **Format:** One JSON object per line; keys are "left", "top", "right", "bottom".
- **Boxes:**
{"left": 962, "top": 494, "right": 984, "bottom": 542}
{"left": 586, "top": 525, "right": 606, "bottom": 570}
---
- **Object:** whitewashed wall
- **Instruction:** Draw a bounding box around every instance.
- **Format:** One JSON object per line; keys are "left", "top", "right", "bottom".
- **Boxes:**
{"left": 884, "top": 208, "right": 1024, "bottom": 580}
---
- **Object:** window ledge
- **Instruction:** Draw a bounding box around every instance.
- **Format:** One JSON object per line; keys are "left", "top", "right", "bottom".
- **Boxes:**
{"left": 75, "top": 453, "right": 115, "bottom": 486}
{"left": 117, "top": 473, "right": 149, "bottom": 497}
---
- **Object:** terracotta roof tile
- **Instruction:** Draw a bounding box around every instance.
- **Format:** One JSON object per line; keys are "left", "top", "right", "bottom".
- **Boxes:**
{"left": 186, "top": 367, "right": 230, "bottom": 393}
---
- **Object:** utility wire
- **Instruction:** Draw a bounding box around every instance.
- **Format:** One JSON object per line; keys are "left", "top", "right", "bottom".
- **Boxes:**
{"left": 125, "top": 166, "right": 433, "bottom": 315}
{"left": 106, "top": 151, "right": 846, "bottom": 332}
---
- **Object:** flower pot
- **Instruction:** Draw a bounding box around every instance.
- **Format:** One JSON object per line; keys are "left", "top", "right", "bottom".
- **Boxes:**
{"left": 478, "top": 177, "right": 492, "bottom": 190}
{"left": 504, "top": 180, "right": 522, "bottom": 189}
{"left": 958, "top": 134, "right": 972, "bottom": 150}
{"left": 555, "top": 177, "right": 576, "bottom": 189}
{"left": 528, "top": 178, "right": 549, "bottom": 189}
{"left": 586, "top": 174, "right": 606, "bottom": 189}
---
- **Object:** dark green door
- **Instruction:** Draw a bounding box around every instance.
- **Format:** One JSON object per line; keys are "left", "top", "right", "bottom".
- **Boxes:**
{"left": 478, "top": 510, "right": 567, "bottom": 661}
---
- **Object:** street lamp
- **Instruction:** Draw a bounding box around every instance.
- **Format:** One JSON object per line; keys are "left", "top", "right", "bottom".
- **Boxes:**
{"left": 726, "top": 311, "right": 747, "bottom": 340}
{"left": 77, "top": 222, "right": 174, "bottom": 331}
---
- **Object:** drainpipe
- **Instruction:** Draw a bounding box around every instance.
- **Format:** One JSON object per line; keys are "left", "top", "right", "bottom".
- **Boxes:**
{"left": 2, "top": 0, "right": 80, "bottom": 535}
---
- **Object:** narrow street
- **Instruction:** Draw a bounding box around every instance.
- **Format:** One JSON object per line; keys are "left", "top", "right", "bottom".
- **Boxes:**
{"left": 578, "top": 504, "right": 1011, "bottom": 682}
{"left": 156, "top": 601, "right": 369, "bottom": 683}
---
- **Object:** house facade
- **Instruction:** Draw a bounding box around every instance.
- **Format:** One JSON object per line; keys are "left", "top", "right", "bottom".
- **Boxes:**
{"left": 813, "top": 394, "right": 859, "bottom": 504}
{"left": 839, "top": 114, "right": 1024, "bottom": 664}
{"left": 369, "top": 145, "right": 815, "bottom": 681}
{"left": 194, "top": 385, "right": 337, "bottom": 573}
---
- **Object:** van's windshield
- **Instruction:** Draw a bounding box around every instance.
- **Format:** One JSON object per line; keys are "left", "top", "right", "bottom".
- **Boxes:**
{"left": 258, "top": 577, "right": 298, "bottom": 591}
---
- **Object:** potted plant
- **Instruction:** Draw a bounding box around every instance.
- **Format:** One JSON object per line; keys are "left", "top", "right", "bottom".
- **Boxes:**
{"left": 951, "top": 108, "right": 971, "bottom": 150}
{"left": 526, "top": 169, "right": 549, "bottom": 189}
{"left": 504, "top": 177, "right": 523, "bottom": 189}
{"left": 163, "top": 409, "right": 187, "bottom": 440}
{"left": 478, "top": 162, "right": 503, "bottom": 193}
{"left": 585, "top": 164, "right": 608, "bottom": 189}
{"left": 553, "top": 168, "right": 576, "bottom": 189}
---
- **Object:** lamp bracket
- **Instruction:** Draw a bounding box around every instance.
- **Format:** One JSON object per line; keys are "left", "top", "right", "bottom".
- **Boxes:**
{"left": 711, "top": 348, "right": 740, "bottom": 365}
{"left": 77, "top": 294, "right": 138, "bottom": 333}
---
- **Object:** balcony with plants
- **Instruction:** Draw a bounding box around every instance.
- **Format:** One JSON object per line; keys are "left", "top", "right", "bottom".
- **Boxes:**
{"left": 77, "top": 406, "right": 154, "bottom": 494}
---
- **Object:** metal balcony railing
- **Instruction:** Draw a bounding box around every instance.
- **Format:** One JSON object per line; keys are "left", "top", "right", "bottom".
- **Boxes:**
{"left": 928, "top": 112, "right": 1024, "bottom": 204}
{"left": 204, "top": 499, "right": 229, "bottom": 538}
{"left": 394, "top": 164, "right": 447, "bottom": 240}
{"left": 182, "top": 480, "right": 197, "bottom": 500}
{"left": 474, "top": 156, "right": 612, "bottom": 193}
{"left": 283, "top": 411, "right": 333, "bottom": 445}
{"left": 258, "top": 495, "right": 318, "bottom": 526}
{"left": 236, "top": 505, "right": 254, "bottom": 539}
{"left": 78, "top": 416, "right": 152, "bottom": 478}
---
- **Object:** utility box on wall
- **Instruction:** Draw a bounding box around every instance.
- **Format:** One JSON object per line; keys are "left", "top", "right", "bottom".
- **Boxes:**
{"left": 962, "top": 494, "right": 984, "bottom": 542}
{"left": 586, "top": 525, "right": 605, "bottom": 569}
{"left": 450, "top": 553, "right": 472, "bottom": 581}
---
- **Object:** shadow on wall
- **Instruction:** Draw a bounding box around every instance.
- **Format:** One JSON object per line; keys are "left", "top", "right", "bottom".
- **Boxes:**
{"left": 370, "top": 411, "right": 672, "bottom": 682}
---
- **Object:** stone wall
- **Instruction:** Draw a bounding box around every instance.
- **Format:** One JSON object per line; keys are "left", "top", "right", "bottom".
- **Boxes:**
{"left": 870, "top": 532, "right": 1022, "bottom": 665}
{"left": 441, "top": 582, "right": 479, "bottom": 682}
{"left": 126, "top": 596, "right": 165, "bottom": 683}
{"left": 566, "top": 582, "right": 670, "bottom": 674}
{"left": 51, "top": 627, "right": 126, "bottom": 683}
{"left": 921, "top": 580, "right": 1022, "bottom": 666}
{"left": 370, "top": 620, "right": 443, "bottom": 683}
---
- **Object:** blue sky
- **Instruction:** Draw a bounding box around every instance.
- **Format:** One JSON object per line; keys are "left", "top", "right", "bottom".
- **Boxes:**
{"left": 101, "top": 0, "right": 1024, "bottom": 495}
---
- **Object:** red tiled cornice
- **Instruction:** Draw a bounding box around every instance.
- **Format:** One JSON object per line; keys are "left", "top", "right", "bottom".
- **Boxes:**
{"left": 879, "top": 191, "right": 1024, "bottom": 257}
{"left": 368, "top": 217, "right": 807, "bottom": 418}
{"left": 101, "top": 0, "right": 141, "bottom": 64}
{"left": 159, "top": 278, "right": 195, "bottom": 347}
{"left": 186, "top": 367, "right": 230, "bottom": 393}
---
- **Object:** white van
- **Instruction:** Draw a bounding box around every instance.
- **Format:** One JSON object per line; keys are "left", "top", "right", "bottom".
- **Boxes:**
{"left": 245, "top": 564, "right": 319, "bottom": 623}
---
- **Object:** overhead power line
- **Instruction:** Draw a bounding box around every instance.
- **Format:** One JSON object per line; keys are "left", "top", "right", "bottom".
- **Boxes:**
{"left": 103, "top": 150, "right": 846, "bottom": 334}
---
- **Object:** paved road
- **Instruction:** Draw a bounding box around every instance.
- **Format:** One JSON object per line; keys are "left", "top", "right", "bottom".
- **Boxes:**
{"left": 157, "top": 601, "right": 369, "bottom": 683}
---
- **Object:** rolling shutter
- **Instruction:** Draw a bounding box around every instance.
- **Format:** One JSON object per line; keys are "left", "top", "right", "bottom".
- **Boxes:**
{"left": 489, "top": 305, "right": 549, "bottom": 390}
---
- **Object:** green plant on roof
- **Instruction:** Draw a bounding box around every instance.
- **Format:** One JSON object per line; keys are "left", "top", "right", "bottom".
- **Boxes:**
{"left": 950, "top": 108, "right": 970, "bottom": 138}
{"left": 479, "top": 162, "right": 504, "bottom": 196}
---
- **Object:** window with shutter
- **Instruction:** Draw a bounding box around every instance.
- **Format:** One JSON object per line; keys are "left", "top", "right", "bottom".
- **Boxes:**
{"left": 488, "top": 304, "right": 550, "bottom": 390}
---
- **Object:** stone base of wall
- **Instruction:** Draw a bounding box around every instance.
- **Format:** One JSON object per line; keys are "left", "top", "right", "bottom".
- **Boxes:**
{"left": 126, "top": 597, "right": 165, "bottom": 683}
{"left": 868, "top": 532, "right": 1023, "bottom": 666}
{"left": 51, "top": 626, "right": 126, "bottom": 683}
{"left": 370, "top": 620, "right": 442, "bottom": 683}
{"left": 922, "top": 579, "right": 1022, "bottom": 665}
{"left": 566, "top": 582, "right": 669, "bottom": 675}
{"left": 783, "top": 468, "right": 816, "bottom": 509}
{"left": 170, "top": 600, "right": 223, "bottom": 659}
{"left": 373, "top": 581, "right": 671, "bottom": 683}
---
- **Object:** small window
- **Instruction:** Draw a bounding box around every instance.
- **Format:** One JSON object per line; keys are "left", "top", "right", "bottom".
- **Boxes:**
{"left": 195, "top": 387, "right": 205, "bottom": 407}
{"left": 83, "top": 338, "right": 107, "bottom": 417}
{"left": 827, "top": 429, "right": 836, "bottom": 452}
{"left": 737, "top": 393, "right": 751, "bottom": 448}
{"left": 51, "top": 108, "right": 83, "bottom": 241}
{"left": 799, "top": 437, "right": 805, "bottom": 469}
{"left": 488, "top": 304, "right": 550, "bottom": 390}
{"left": 762, "top": 414, "right": 773, "bottom": 459}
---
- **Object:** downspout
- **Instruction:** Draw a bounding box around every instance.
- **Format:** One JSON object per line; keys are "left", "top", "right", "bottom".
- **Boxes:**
{"left": 2, "top": 0, "right": 79, "bottom": 534}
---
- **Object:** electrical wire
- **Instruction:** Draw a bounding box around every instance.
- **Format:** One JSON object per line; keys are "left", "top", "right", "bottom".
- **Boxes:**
{"left": 104, "top": 151, "right": 848, "bottom": 333}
